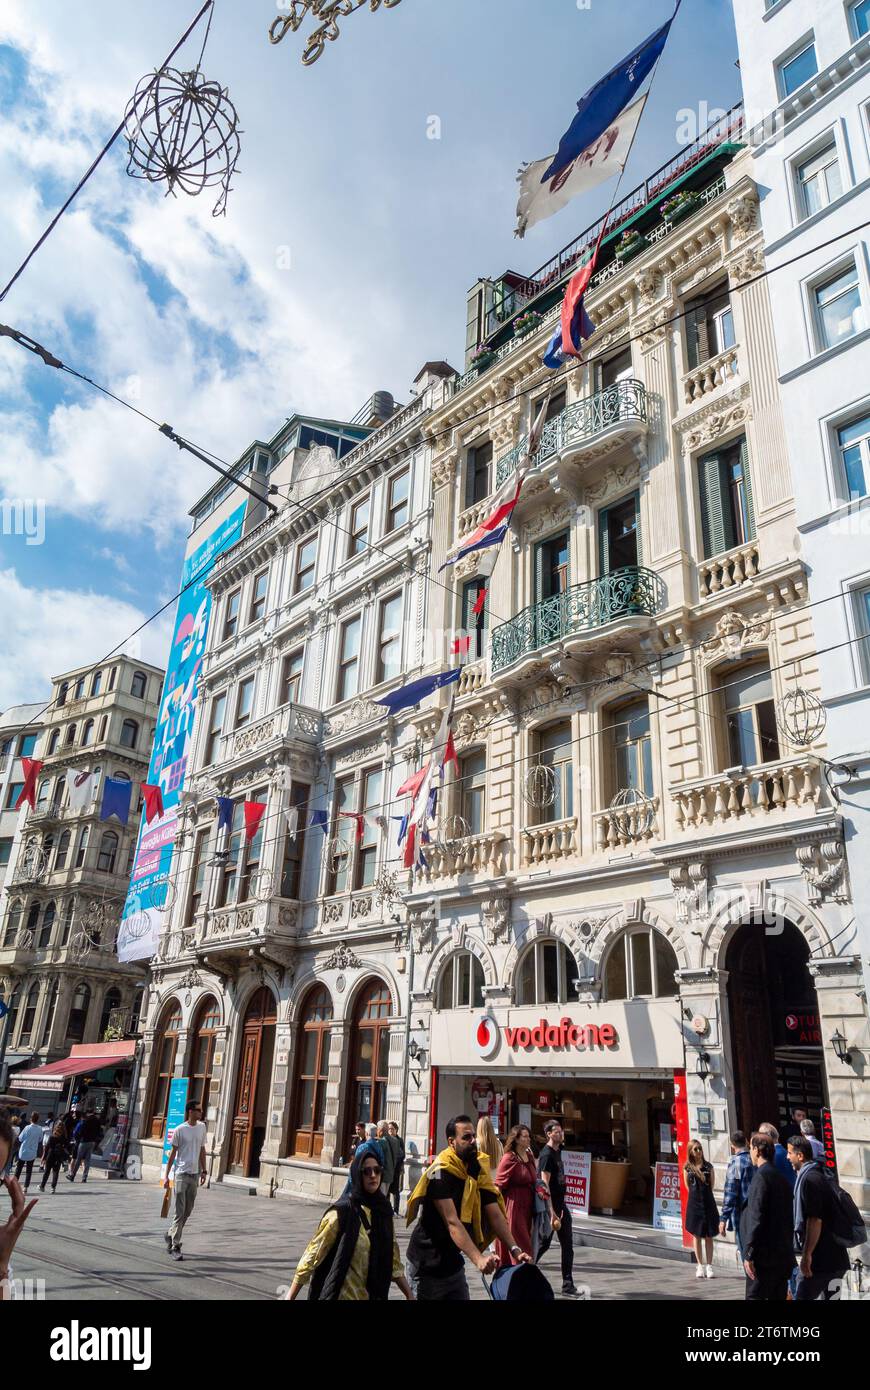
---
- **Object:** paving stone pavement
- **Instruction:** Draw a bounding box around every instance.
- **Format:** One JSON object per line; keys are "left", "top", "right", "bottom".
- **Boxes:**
{"left": 10, "top": 1170, "right": 746, "bottom": 1301}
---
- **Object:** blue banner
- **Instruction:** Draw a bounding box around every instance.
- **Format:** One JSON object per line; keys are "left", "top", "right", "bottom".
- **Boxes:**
{"left": 161, "top": 1077, "right": 190, "bottom": 1178}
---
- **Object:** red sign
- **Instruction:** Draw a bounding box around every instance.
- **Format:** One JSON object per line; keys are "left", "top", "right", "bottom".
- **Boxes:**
{"left": 672, "top": 1069, "right": 692, "bottom": 1249}
{"left": 784, "top": 1010, "right": 821, "bottom": 1045}
{"left": 535, "top": 1092, "right": 553, "bottom": 1111}
{"left": 821, "top": 1106, "right": 837, "bottom": 1177}
{"left": 504, "top": 1017, "right": 618, "bottom": 1051}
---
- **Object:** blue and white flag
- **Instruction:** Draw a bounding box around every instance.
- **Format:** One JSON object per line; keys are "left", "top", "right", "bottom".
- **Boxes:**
{"left": 375, "top": 668, "right": 461, "bottom": 716}
{"left": 99, "top": 776, "right": 132, "bottom": 826}
{"left": 216, "top": 796, "right": 234, "bottom": 833}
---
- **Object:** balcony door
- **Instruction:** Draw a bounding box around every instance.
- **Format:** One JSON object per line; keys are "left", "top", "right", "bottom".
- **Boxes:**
{"left": 535, "top": 532, "right": 569, "bottom": 603}
{"left": 598, "top": 492, "right": 640, "bottom": 574}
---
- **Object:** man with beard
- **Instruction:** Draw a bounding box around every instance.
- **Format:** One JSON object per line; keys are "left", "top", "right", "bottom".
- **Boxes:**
{"left": 405, "top": 1114, "right": 532, "bottom": 1301}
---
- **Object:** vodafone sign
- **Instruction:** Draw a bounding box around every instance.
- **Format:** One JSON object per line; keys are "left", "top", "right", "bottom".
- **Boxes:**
{"left": 473, "top": 1014, "right": 618, "bottom": 1057}
{"left": 475, "top": 1015, "right": 501, "bottom": 1060}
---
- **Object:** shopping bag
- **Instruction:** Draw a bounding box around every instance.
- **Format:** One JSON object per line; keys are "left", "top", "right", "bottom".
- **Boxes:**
{"left": 160, "top": 1182, "right": 172, "bottom": 1219}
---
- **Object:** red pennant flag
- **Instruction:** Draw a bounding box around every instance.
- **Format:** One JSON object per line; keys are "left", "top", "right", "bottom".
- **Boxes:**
{"left": 451, "top": 636, "right": 472, "bottom": 656}
{"left": 472, "top": 588, "right": 487, "bottom": 617}
{"left": 16, "top": 757, "right": 43, "bottom": 811}
{"left": 397, "top": 763, "right": 429, "bottom": 799}
{"left": 243, "top": 800, "right": 267, "bottom": 843}
{"left": 141, "top": 782, "right": 164, "bottom": 825}
{"left": 403, "top": 822, "right": 417, "bottom": 870}
{"left": 339, "top": 811, "right": 365, "bottom": 842}
{"left": 443, "top": 731, "right": 459, "bottom": 774}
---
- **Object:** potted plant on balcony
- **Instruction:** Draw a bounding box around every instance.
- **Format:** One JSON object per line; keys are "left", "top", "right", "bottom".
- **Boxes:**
{"left": 615, "top": 227, "right": 647, "bottom": 261}
{"left": 660, "top": 188, "right": 701, "bottom": 224}
{"left": 513, "top": 308, "right": 544, "bottom": 339}
{"left": 470, "top": 342, "right": 496, "bottom": 372}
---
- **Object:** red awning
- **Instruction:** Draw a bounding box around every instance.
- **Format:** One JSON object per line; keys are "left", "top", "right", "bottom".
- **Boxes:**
{"left": 12, "top": 1044, "right": 136, "bottom": 1092}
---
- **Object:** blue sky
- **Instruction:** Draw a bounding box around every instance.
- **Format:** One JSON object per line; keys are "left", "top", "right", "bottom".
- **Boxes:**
{"left": 0, "top": 0, "right": 741, "bottom": 705}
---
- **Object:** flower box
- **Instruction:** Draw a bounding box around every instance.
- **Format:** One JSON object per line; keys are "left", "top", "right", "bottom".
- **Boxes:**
{"left": 470, "top": 346, "right": 496, "bottom": 371}
{"left": 513, "top": 310, "right": 544, "bottom": 338}
{"left": 660, "top": 189, "right": 701, "bottom": 224}
{"left": 616, "top": 232, "right": 647, "bottom": 262}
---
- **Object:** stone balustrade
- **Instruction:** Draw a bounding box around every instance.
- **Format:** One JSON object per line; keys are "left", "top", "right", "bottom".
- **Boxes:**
{"left": 225, "top": 702, "right": 322, "bottom": 762}
{"left": 457, "top": 499, "right": 490, "bottom": 538}
{"left": 424, "top": 831, "right": 507, "bottom": 879}
{"left": 698, "top": 540, "right": 759, "bottom": 597}
{"left": 593, "top": 797, "right": 660, "bottom": 850}
{"left": 521, "top": 818, "right": 577, "bottom": 867}
{"left": 458, "top": 661, "right": 486, "bottom": 697}
{"left": 672, "top": 759, "right": 821, "bottom": 831}
{"left": 682, "top": 346, "right": 739, "bottom": 405}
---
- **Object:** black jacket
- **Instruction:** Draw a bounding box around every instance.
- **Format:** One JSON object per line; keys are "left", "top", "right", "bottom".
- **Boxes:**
{"left": 740, "top": 1161, "right": 795, "bottom": 1269}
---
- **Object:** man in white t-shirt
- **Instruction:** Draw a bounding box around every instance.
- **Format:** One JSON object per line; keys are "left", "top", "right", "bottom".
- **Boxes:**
{"left": 163, "top": 1102, "right": 207, "bottom": 1261}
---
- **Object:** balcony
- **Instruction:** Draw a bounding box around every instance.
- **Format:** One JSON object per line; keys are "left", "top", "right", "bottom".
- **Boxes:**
{"left": 495, "top": 380, "right": 648, "bottom": 489}
{"left": 521, "top": 818, "right": 577, "bottom": 868}
{"left": 194, "top": 899, "right": 300, "bottom": 973}
{"left": 672, "top": 758, "right": 822, "bottom": 832}
{"left": 219, "top": 702, "right": 322, "bottom": 765}
{"left": 420, "top": 831, "right": 507, "bottom": 881}
{"left": 593, "top": 797, "right": 660, "bottom": 851}
{"left": 681, "top": 346, "right": 739, "bottom": 407}
{"left": 490, "top": 567, "right": 665, "bottom": 678}
{"left": 698, "top": 539, "right": 760, "bottom": 599}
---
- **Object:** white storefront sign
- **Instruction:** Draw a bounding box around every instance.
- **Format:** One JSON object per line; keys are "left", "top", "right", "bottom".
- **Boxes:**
{"left": 562, "top": 1150, "right": 592, "bottom": 1219}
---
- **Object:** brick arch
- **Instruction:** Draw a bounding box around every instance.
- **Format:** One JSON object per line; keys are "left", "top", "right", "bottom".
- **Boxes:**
{"left": 502, "top": 916, "right": 587, "bottom": 995}
{"left": 422, "top": 931, "right": 497, "bottom": 996}
{"left": 701, "top": 887, "right": 838, "bottom": 968}
{"left": 587, "top": 906, "right": 690, "bottom": 974}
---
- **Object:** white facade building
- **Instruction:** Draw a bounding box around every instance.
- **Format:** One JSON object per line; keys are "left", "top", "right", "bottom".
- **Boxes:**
{"left": 0, "top": 704, "right": 44, "bottom": 896}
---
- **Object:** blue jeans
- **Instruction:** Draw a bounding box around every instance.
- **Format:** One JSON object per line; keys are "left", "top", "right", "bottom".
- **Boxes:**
{"left": 69, "top": 1141, "right": 96, "bottom": 1179}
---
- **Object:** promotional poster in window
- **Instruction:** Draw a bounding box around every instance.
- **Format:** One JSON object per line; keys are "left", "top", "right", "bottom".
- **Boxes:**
{"left": 116, "top": 503, "right": 246, "bottom": 963}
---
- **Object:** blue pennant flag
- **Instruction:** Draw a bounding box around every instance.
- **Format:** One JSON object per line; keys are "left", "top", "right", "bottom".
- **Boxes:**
{"left": 310, "top": 809, "right": 329, "bottom": 834}
{"left": 99, "top": 776, "right": 132, "bottom": 826}
{"left": 216, "top": 796, "right": 234, "bottom": 833}
{"left": 543, "top": 12, "right": 675, "bottom": 184}
{"left": 0, "top": 998, "right": 8, "bottom": 1020}
{"left": 375, "top": 668, "right": 461, "bottom": 716}
{"left": 393, "top": 814, "right": 409, "bottom": 846}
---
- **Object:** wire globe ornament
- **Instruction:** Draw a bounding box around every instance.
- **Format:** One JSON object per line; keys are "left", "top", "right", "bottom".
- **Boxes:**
{"left": 431, "top": 814, "right": 472, "bottom": 852}
{"left": 124, "top": 66, "right": 242, "bottom": 217}
{"left": 609, "top": 786, "right": 656, "bottom": 842}
{"left": 119, "top": 908, "right": 152, "bottom": 944}
{"left": 16, "top": 839, "right": 47, "bottom": 885}
{"left": 248, "top": 869, "right": 275, "bottom": 902}
{"left": 145, "top": 874, "right": 178, "bottom": 913}
{"left": 322, "top": 835, "right": 352, "bottom": 871}
{"left": 522, "top": 763, "right": 557, "bottom": 810}
{"left": 776, "top": 687, "right": 827, "bottom": 750}
{"left": 268, "top": 1, "right": 404, "bottom": 66}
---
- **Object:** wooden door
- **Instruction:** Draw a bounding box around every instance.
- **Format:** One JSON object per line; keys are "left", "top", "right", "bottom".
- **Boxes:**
{"left": 726, "top": 926, "right": 778, "bottom": 1134}
{"left": 228, "top": 987, "right": 276, "bottom": 1176}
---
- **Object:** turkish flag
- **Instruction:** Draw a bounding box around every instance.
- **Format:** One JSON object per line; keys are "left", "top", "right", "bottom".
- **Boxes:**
{"left": 443, "top": 731, "right": 459, "bottom": 774}
{"left": 403, "top": 823, "right": 417, "bottom": 870}
{"left": 397, "top": 763, "right": 429, "bottom": 799}
{"left": 16, "top": 757, "right": 43, "bottom": 811}
{"left": 243, "top": 800, "right": 267, "bottom": 842}
{"left": 339, "top": 811, "right": 365, "bottom": 842}
{"left": 141, "top": 782, "right": 164, "bottom": 825}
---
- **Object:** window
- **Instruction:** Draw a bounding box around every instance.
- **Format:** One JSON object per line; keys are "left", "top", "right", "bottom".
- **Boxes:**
{"left": 147, "top": 1003, "right": 182, "bottom": 1139}
{"left": 855, "top": 586, "right": 870, "bottom": 681}
{"left": 294, "top": 537, "right": 317, "bottom": 594}
{"left": 5, "top": 783, "right": 24, "bottom": 809}
{"left": 385, "top": 470, "right": 409, "bottom": 532}
{"left": 120, "top": 719, "right": 138, "bottom": 749}
{"left": 349, "top": 496, "right": 370, "bottom": 556}
{"left": 186, "top": 828, "right": 210, "bottom": 926}
{"left": 280, "top": 650, "right": 304, "bottom": 705}
{"left": 249, "top": 570, "right": 268, "bottom": 623}
{"left": 108, "top": 667, "right": 116, "bottom": 692}
{"left": 39, "top": 979, "right": 60, "bottom": 1048}
{"left": 796, "top": 139, "right": 842, "bottom": 219}
{"left": 74, "top": 827, "right": 89, "bottom": 869}
{"left": 346, "top": 979, "right": 392, "bottom": 1147}
{"left": 718, "top": 660, "right": 781, "bottom": 767}
{"left": 356, "top": 768, "right": 383, "bottom": 889}
{"left": 205, "top": 693, "right": 226, "bottom": 765}
{"left": 697, "top": 436, "right": 755, "bottom": 558}
{"left": 597, "top": 350, "right": 632, "bottom": 390}
{"left": 131, "top": 671, "right": 147, "bottom": 699}
{"left": 91, "top": 670, "right": 102, "bottom": 697}
{"left": 837, "top": 413, "right": 870, "bottom": 500}
{"left": 608, "top": 699, "right": 653, "bottom": 798}
{"left": 376, "top": 594, "right": 402, "bottom": 684}
{"left": 99, "top": 715, "right": 107, "bottom": 741}
{"left": 281, "top": 782, "right": 309, "bottom": 899}
{"left": 459, "top": 749, "right": 486, "bottom": 834}
{"left": 777, "top": 39, "right": 818, "bottom": 97}
{"left": 685, "top": 283, "right": 734, "bottom": 369}
{"left": 437, "top": 951, "right": 485, "bottom": 1009}
{"left": 465, "top": 442, "right": 492, "bottom": 508}
{"left": 516, "top": 940, "right": 579, "bottom": 1005}
{"left": 47, "top": 730, "right": 60, "bottom": 756}
{"left": 38, "top": 900, "right": 56, "bottom": 948}
{"left": 604, "top": 929, "right": 678, "bottom": 1000}
{"left": 74, "top": 677, "right": 85, "bottom": 700}
{"left": 462, "top": 579, "right": 488, "bottom": 660}
{"left": 65, "top": 724, "right": 77, "bottom": 746}
{"left": 0, "top": 837, "right": 11, "bottom": 867}
{"left": 57, "top": 683, "right": 68, "bottom": 708}
{"left": 235, "top": 677, "right": 255, "bottom": 729}
{"left": 99, "top": 987, "right": 122, "bottom": 1039}
{"left": 852, "top": 0, "right": 870, "bottom": 37}
{"left": 60, "top": 900, "right": 74, "bottom": 946}
{"left": 531, "top": 721, "right": 573, "bottom": 824}
{"left": 535, "top": 531, "right": 570, "bottom": 601}
{"left": 218, "top": 794, "right": 266, "bottom": 906}
{"left": 18, "top": 732, "right": 37, "bottom": 758}
{"left": 189, "top": 996, "right": 221, "bottom": 1113}
{"left": 3, "top": 900, "right": 22, "bottom": 947}
{"left": 813, "top": 260, "right": 864, "bottom": 350}
{"left": 328, "top": 775, "right": 354, "bottom": 895}
{"left": 36, "top": 779, "right": 50, "bottom": 811}
{"left": 337, "top": 615, "right": 361, "bottom": 702}
{"left": 18, "top": 983, "right": 40, "bottom": 1046}
{"left": 223, "top": 589, "right": 241, "bottom": 641}
{"left": 81, "top": 719, "right": 95, "bottom": 747}
{"left": 97, "top": 831, "right": 119, "bottom": 874}
{"left": 65, "top": 982, "right": 91, "bottom": 1044}
{"left": 54, "top": 831, "right": 71, "bottom": 871}
{"left": 291, "top": 985, "right": 333, "bottom": 1160}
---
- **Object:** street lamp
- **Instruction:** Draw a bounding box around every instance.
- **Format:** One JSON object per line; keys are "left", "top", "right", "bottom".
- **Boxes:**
{"left": 830, "top": 1028, "right": 852, "bottom": 1066}
{"left": 695, "top": 1052, "right": 711, "bottom": 1083}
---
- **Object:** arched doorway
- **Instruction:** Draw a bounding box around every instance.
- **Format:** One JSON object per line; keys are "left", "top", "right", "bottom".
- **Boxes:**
{"left": 343, "top": 978, "right": 393, "bottom": 1157}
{"left": 726, "top": 919, "right": 826, "bottom": 1138}
{"left": 228, "top": 986, "right": 277, "bottom": 1178}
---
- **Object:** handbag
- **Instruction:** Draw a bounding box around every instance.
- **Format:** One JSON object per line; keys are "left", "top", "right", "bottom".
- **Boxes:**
{"left": 160, "top": 1182, "right": 172, "bottom": 1219}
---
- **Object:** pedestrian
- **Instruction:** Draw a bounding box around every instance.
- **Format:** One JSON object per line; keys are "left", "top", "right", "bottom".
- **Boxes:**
{"left": 475, "top": 1115, "right": 503, "bottom": 1172}
{"left": 740, "top": 1132, "right": 795, "bottom": 1301}
{"left": 684, "top": 1139, "right": 720, "bottom": 1279}
{"left": 39, "top": 1121, "right": 71, "bottom": 1193}
{"left": 405, "top": 1114, "right": 532, "bottom": 1301}
{"left": 1, "top": 1117, "right": 38, "bottom": 1301}
{"left": 67, "top": 1107, "right": 103, "bottom": 1183}
{"left": 342, "top": 1123, "right": 384, "bottom": 1196}
{"left": 780, "top": 1107, "right": 807, "bottom": 1146}
{"left": 386, "top": 1121, "right": 405, "bottom": 1216}
{"left": 798, "top": 1119, "right": 825, "bottom": 1163}
{"left": 285, "top": 1150, "right": 414, "bottom": 1301}
{"left": 375, "top": 1121, "right": 396, "bottom": 1197}
{"left": 534, "top": 1120, "right": 581, "bottom": 1298}
{"left": 787, "top": 1136, "right": 850, "bottom": 1301}
{"left": 14, "top": 1113, "right": 42, "bottom": 1192}
{"left": 2, "top": 1114, "right": 20, "bottom": 1176}
{"left": 757, "top": 1122, "right": 796, "bottom": 1189}
{"left": 719, "top": 1130, "right": 753, "bottom": 1258}
{"left": 494, "top": 1124, "right": 537, "bottom": 1266}
{"left": 348, "top": 1122, "right": 366, "bottom": 1160}
{"left": 162, "top": 1101, "right": 207, "bottom": 1261}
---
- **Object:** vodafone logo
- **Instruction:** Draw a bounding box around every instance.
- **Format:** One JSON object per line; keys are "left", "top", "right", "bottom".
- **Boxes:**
{"left": 475, "top": 1015, "right": 500, "bottom": 1060}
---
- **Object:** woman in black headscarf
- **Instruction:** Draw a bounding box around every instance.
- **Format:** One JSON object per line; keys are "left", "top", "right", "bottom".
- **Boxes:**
{"left": 285, "top": 1149, "right": 414, "bottom": 1301}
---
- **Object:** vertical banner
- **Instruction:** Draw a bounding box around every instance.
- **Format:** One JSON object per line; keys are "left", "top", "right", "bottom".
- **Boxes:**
{"left": 562, "top": 1150, "right": 592, "bottom": 1219}
{"left": 161, "top": 1077, "right": 190, "bottom": 1179}
{"left": 821, "top": 1106, "right": 838, "bottom": 1177}
{"left": 117, "top": 504, "right": 246, "bottom": 962}
{"left": 672, "top": 1068, "right": 691, "bottom": 1248}
{"left": 652, "top": 1161, "right": 681, "bottom": 1232}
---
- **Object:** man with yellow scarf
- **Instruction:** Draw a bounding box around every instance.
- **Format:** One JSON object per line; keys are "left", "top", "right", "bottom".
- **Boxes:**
{"left": 406, "top": 1114, "right": 533, "bottom": 1300}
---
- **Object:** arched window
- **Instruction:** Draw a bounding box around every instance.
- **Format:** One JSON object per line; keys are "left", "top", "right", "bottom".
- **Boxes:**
{"left": 148, "top": 1002, "right": 183, "bottom": 1139}
{"left": 81, "top": 719, "right": 95, "bottom": 747}
{"left": 18, "top": 982, "right": 40, "bottom": 1046}
{"left": 43, "top": 835, "right": 54, "bottom": 865}
{"left": 57, "top": 682, "right": 69, "bottom": 707}
{"left": 65, "top": 982, "right": 91, "bottom": 1043}
{"left": 516, "top": 939, "right": 579, "bottom": 1006}
{"left": 603, "top": 929, "right": 679, "bottom": 1001}
{"left": 131, "top": 671, "right": 147, "bottom": 699}
{"left": 347, "top": 979, "right": 392, "bottom": 1148}
{"left": 189, "top": 996, "right": 221, "bottom": 1113}
{"left": 54, "top": 830, "right": 71, "bottom": 871}
{"left": 97, "top": 831, "right": 119, "bottom": 874}
{"left": 91, "top": 670, "right": 102, "bottom": 697}
{"left": 25, "top": 901, "right": 41, "bottom": 935}
{"left": 50, "top": 777, "right": 65, "bottom": 814}
{"left": 39, "top": 978, "right": 60, "bottom": 1048}
{"left": 47, "top": 729, "right": 60, "bottom": 755}
{"left": 75, "top": 827, "right": 89, "bottom": 869}
{"left": 4, "top": 900, "right": 22, "bottom": 947}
{"left": 290, "top": 985, "right": 333, "bottom": 1160}
{"left": 98, "top": 715, "right": 107, "bottom": 741}
{"left": 120, "top": 720, "right": 138, "bottom": 749}
{"left": 36, "top": 779, "right": 50, "bottom": 810}
{"left": 66, "top": 723, "right": 77, "bottom": 746}
{"left": 99, "top": 987, "right": 122, "bottom": 1038}
{"left": 60, "top": 900, "right": 74, "bottom": 946}
{"left": 38, "top": 900, "right": 56, "bottom": 949}
{"left": 437, "top": 951, "right": 485, "bottom": 1009}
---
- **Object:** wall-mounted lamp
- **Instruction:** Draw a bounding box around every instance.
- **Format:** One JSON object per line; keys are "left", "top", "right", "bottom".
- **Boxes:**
{"left": 830, "top": 1028, "right": 852, "bottom": 1066}
{"left": 695, "top": 1051, "right": 711, "bottom": 1083}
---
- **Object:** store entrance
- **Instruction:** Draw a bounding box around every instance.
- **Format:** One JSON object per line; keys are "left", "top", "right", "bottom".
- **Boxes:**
{"left": 726, "top": 919, "right": 827, "bottom": 1138}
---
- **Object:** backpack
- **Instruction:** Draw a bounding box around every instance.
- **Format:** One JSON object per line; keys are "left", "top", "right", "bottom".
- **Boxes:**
{"left": 825, "top": 1173, "right": 867, "bottom": 1249}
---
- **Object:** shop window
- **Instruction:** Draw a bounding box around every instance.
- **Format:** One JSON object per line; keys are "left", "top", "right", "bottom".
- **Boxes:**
{"left": 516, "top": 939, "right": 579, "bottom": 1006}
{"left": 189, "top": 996, "right": 221, "bottom": 1113}
{"left": 17, "top": 983, "right": 40, "bottom": 1046}
{"left": 99, "top": 987, "right": 122, "bottom": 1039}
{"left": 147, "top": 1002, "right": 183, "bottom": 1139}
{"left": 65, "top": 981, "right": 91, "bottom": 1044}
{"left": 603, "top": 929, "right": 679, "bottom": 1000}
{"left": 459, "top": 749, "right": 486, "bottom": 835}
{"left": 131, "top": 671, "right": 148, "bottom": 700}
{"left": 697, "top": 436, "right": 755, "bottom": 559}
{"left": 290, "top": 985, "right": 333, "bottom": 1160}
{"left": 39, "top": 978, "right": 60, "bottom": 1048}
{"left": 530, "top": 721, "right": 573, "bottom": 826}
{"left": 715, "top": 659, "right": 780, "bottom": 769}
{"left": 437, "top": 951, "right": 485, "bottom": 1010}
{"left": 465, "top": 441, "right": 492, "bottom": 508}
{"left": 346, "top": 979, "right": 393, "bottom": 1149}
{"left": 281, "top": 782, "right": 309, "bottom": 899}
{"left": 605, "top": 698, "right": 653, "bottom": 801}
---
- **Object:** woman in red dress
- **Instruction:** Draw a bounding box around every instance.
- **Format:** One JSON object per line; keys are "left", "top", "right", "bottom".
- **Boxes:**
{"left": 494, "top": 1125, "right": 537, "bottom": 1266}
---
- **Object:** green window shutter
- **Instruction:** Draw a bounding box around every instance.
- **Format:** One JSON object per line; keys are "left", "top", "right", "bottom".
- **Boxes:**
{"left": 685, "top": 300, "right": 710, "bottom": 371}
{"left": 597, "top": 506, "right": 610, "bottom": 575}
{"left": 698, "top": 450, "right": 729, "bottom": 559}
{"left": 740, "top": 437, "right": 756, "bottom": 541}
{"left": 464, "top": 451, "right": 476, "bottom": 509}
{"left": 633, "top": 490, "right": 643, "bottom": 566}
{"left": 534, "top": 540, "right": 545, "bottom": 604}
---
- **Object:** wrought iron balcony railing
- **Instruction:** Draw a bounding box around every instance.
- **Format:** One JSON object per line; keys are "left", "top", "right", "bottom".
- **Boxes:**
{"left": 490, "top": 567, "right": 665, "bottom": 674}
{"left": 495, "top": 380, "right": 647, "bottom": 488}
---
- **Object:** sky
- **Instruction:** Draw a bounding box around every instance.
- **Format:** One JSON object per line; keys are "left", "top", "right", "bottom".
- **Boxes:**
{"left": 0, "top": 0, "right": 741, "bottom": 708}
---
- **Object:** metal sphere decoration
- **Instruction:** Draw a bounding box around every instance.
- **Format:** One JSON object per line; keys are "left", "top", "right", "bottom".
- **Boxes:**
{"left": 120, "top": 908, "right": 152, "bottom": 943}
{"left": 268, "top": 1, "right": 404, "bottom": 66}
{"left": 124, "top": 66, "right": 242, "bottom": 217}
{"left": 609, "top": 786, "right": 656, "bottom": 841}
{"left": 322, "top": 835, "right": 352, "bottom": 871}
{"left": 431, "top": 815, "right": 471, "bottom": 852}
{"left": 17, "top": 839, "right": 47, "bottom": 884}
{"left": 145, "top": 874, "right": 178, "bottom": 912}
{"left": 248, "top": 869, "right": 274, "bottom": 902}
{"left": 522, "top": 763, "right": 557, "bottom": 810}
{"left": 776, "top": 687, "right": 827, "bottom": 750}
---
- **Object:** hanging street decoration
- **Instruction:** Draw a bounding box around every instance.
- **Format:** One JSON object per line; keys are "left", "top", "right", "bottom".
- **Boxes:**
{"left": 141, "top": 782, "right": 165, "bottom": 825}
{"left": 375, "top": 667, "right": 461, "bottom": 715}
{"left": 15, "top": 757, "right": 43, "bottom": 811}
{"left": 243, "top": 800, "right": 267, "bottom": 843}
{"left": 776, "top": 687, "right": 827, "bottom": 749}
{"left": 609, "top": 786, "right": 656, "bottom": 841}
{"left": 268, "top": 0, "right": 404, "bottom": 66}
{"left": 522, "top": 763, "right": 557, "bottom": 810}
{"left": 124, "top": 65, "right": 242, "bottom": 217}
{"left": 99, "top": 776, "right": 133, "bottom": 826}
